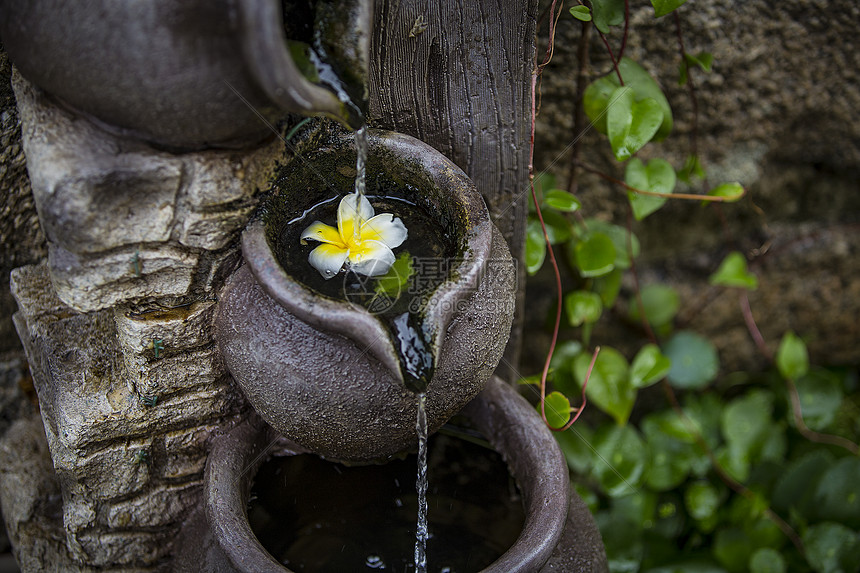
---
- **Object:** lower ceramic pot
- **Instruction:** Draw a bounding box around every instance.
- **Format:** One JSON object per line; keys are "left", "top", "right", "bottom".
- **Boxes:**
{"left": 173, "top": 377, "right": 609, "bottom": 572}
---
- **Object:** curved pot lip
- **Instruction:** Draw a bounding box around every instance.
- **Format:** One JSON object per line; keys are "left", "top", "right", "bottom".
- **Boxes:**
{"left": 204, "top": 377, "right": 570, "bottom": 572}
{"left": 242, "top": 128, "right": 493, "bottom": 381}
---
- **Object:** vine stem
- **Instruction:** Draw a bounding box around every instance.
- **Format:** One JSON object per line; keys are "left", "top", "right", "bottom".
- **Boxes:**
{"left": 660, "top": 382, "right": 806, "bottom": 556}
{"left": 786, "top": 377, "right": 860, "bottom": 455}
{"left": 574, "top": 160, "right": 745, "bottom": 202}
{"left": 740, "top": 291, "right": 860, "bottom": 455}
{"left": 530, "top": 0, "right": 588, "bottom": 431}
{"left": 673, "top": 11, "right": 699, "bottom": 162}
{"left": 550, "top": 346, "right": 599, "bottom": 432}
{"left": 598, "top": 31, "right": 624, "bottom": 86}
{"left": 738, "top": 292, "right": 771, "bottom": 360}
{"left": 626, "top": 208, "right": 657, "bottom": 344}
{"left": 618, "top": 0, "right": 630, "bottom": 59}
{"left": 567, "top": 16, "right": 591, "bottom": 194}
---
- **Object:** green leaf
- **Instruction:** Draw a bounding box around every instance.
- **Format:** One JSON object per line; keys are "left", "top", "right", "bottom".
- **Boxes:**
{"left": 574, "top": 347, "right": 634, "bottom": 425}
{"left": 592, "top": 424, "right": 647, "bottom": 496}
{"left": 574, "top": 483, "right": 600, "bottom": 514}
{"left": 569, "top": 5, "right": 592, "bottom": 22}
{"left": 775, "top": 331, "right": 809, "bottom": 380}
{"left": 803, "top": 522, "right": 860, "bottom": 573}
{"left": 544, "top": 189, "right": 582, "bottom": 212}
{"left": 664, "top": 331, "right": 719, "bottom": 389}
{"left": 749, "top": 548, "right": 786, "bottom": 573}
{"left": 287, "top": 41, "right": 320, "bottom": 83}
{"left": 565, "top": 291, "right": 603, "bottom": 327}
{"left": 611, "top": 490, "right": 658, "bottom": 529}
{"left": 584, "top": 58, "right": 674, "bottom": 140}
{"left": 716, "top": 445, "right": 750, "bottom": 482}
{"left": 709, "top": 251, "right": 758, "bottom": 290}
{"left": 374, "top": 252, "right": 413, "bottom": 295}
{"left": 651, "top": 0, "right": 688, "bottom": 18}
{"left": 540, "top": 210, "right": 574, "bottom": 244}
{"left": 591, "top": 0, "right": 624, "bottom": 33}
{"left": 794, "top": 368, "right": 844, "bottom": 430}
{"left": 517, "top": 373, "right": 541, "bottom": 386}
{"left": 533, "top": 172, "right": 556, "bottom": 192}
{"left": 630, "top": 344, "right": 671, "bottom": 388}
{"left": 686, "top": 51, "right": 714, "bottom": 73}
{"left": 593, "top": 268, "right": 623, "bottom": 308}
{"left": 625, "top": 157, "right": 677, "bottom": 220}
{"left": 813, "top": 457, "right": 860, "bottom": 529}
{"left": 772, "top": 449, "right": 835, "bottom": 518}
{"left": 678, "top": 154, "right": 706, "bottom": 182}
{"left": 684, "top": 393, "right": 724, "bottom": 450}
{"left": 629, "top": 284, "right": 681, "bottom": 328}
{"left": 713, "top": 527, "right": 754, "bottom": 573}
{"left": 607, "top": 86, "right": 663, "bottom": 161}
{"left": 573, "top": 232, "right": 616, "bottom": 278}
{"left": 582, "top": 219, "right": 639, "bottom": 269}
{"left": 595, "top": 510, "right": 645, "bottom": 570}
{"left": 707, "top": 182, "right": 745, "bottom": 202}
{"left": 555, "top": 425, "right": 594, "bottom": 474}
{"left": 685, "top": 481, "right": 721, "bottom": 521}
{"left": 642, "top": 414, "right": 695, "bottom": 490}
{"left": 721, "top": 390, "right": 773, "bottom": 464}
{"left": 525, "top": 218, "right": 547, "bottom": 274}
{"left": 549, "top": 340, "right": 583, "bottom": 396}
{"left": 542, "top": 391, "right": 572, "bottom": 428}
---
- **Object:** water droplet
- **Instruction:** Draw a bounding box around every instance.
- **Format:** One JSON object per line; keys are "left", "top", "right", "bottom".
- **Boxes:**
{"left": 394, "top": 497, "right": 403, "bottom": 507}
{"left": 365, "top": 555, "right": 386, "bottom": 569}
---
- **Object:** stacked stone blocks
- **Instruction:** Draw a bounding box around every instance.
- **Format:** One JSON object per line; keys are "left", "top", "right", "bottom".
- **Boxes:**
{"left": 3, "top": 73, "right": 283, "bottom": 569}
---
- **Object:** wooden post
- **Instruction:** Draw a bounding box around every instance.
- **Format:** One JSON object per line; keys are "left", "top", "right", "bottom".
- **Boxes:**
{"left": 369, "top": 0, "right": 539, "bottom": 382}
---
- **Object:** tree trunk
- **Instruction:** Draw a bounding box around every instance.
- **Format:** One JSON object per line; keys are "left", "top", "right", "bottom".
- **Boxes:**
{"left": 369, "top": 0, "right": 538, "bottom": 382}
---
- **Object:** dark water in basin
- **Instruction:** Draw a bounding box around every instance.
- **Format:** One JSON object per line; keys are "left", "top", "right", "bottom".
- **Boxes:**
{"left": 248, "top": 432, "right": 526, "bottom": 572}
{"left": 275, "top": 192, "right": 457, "bottom": 392}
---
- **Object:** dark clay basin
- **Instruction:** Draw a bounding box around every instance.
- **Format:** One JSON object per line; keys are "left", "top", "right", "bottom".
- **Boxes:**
{"left": 173, "top": 377, "right": 609, "bottom": 572}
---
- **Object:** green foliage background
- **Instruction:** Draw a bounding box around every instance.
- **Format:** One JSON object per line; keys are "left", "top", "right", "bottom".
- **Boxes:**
{"left": 523, "top": 2, "right": 860, "bottom": 571}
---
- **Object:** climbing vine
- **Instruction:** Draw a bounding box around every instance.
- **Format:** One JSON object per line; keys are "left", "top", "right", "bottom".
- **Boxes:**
{"left": 524, "top": 1, "right": 860, "bottom": 572}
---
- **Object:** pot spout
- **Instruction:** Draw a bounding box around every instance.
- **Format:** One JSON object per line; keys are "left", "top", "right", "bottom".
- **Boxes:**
{"left": 239, "top": 0, "right": 372, "bottom": 130}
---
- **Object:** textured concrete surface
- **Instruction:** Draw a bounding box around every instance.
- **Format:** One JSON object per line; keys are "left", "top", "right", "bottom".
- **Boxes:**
{"left": 13, "top": 72, "right": 282, "bottom": 313}
{"left": 0, "top": 44, "right": 46, "bottom": 359}
{"left": 8, "top": 262, "right": 246, "bottom": 568}
{"left": 527, "top": 0, "right": 860, "bottom": 373}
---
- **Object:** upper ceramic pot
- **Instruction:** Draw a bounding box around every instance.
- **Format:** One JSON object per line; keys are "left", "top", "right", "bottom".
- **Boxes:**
{"left": 215, "top": 127, "right": 516, "bottom": 462}
{"left": 0, "top": 0, "right": 370, "bottom": 149}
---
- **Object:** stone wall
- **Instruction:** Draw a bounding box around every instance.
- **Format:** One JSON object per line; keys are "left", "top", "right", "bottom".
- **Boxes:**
{"left": 525, "top": 0, "right": 860, "bottom": 373}
{"left": 0, "top": 73, "right": 283, "bottom": 569}
{"left": 0, "top": 43, "right": 46, "bottom": 360}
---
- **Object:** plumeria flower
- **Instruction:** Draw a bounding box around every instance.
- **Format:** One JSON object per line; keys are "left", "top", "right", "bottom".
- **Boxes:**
{"left": 300, "top": 192, "right": 408, "bottom": 279}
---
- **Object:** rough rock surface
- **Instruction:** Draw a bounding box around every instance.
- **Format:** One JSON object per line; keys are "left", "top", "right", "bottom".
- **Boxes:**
{"left": 0, "top": 44, "right": 46, "bottom": 358}
{"left": 13, "top": 72, "right": 282, "bottom": 313}
{"left": 9, "top": 262, "right": 246, "bottom": 569}
{"left": 2, "top": 72, "right": 282, "bottom": 569}
{"left": 526, "top": 0, "right": 860, "bottom": 373}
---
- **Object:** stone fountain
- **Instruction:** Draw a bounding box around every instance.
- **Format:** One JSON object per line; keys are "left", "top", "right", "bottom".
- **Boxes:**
{"left": 0, "top": 1, "right": 607, "bottom": 570}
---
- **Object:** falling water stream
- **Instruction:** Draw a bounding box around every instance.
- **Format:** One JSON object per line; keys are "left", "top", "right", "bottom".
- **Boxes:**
{"left": 354, "top": 125, "right": 429, "bottom": 572}
{"left": 353, "top": 125, "right": 367, "bottom": 240}
{"left": 414, "top": 393, "right": 429, "bottom": 573}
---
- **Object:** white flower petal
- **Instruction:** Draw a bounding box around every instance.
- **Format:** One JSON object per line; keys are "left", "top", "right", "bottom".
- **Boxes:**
{"left": 349, "top": 239, "right": 396, "bottom": 276}
{"left": 337, "top": 192, "right": 375, "bottom": 239}
{"left": 308, "top": 243, "right": 349, "bottom": 279}
{"left": 361, "top": 214, "right": 408, "bottom": 249}
{"left": 301, "top": 221, "right": 345, "bottom": 246}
